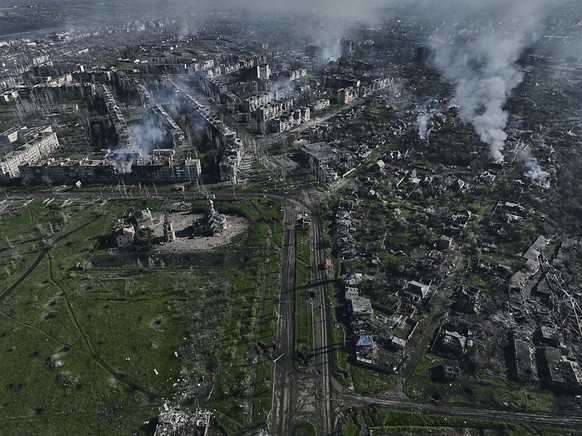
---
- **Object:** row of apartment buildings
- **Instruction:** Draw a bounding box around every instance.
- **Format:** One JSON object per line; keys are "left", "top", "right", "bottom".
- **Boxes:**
{"left": 338, "top": 77, "right": 393, "bottom": 105}
{"left": 0, "top": 126, "right": 60, "bottom": 182}
{"left": 19, "top": 156, "right": 201, "bottom": 184}
{"left": 101, "top": 84, "right": 132, "bottom": 149}
{"left": 172, "top": 83, "right": 245, "bottom": 184}
{"left": 152, "top": 104, "right": 185, "bottom": 149}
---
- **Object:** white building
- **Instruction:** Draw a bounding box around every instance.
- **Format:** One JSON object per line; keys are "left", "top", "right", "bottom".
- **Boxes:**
{"left": 0, "top": 126, "right": 60, "bottom": 181}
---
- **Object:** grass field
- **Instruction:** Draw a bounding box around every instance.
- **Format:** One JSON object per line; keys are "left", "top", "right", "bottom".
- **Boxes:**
{"left": 404, "top": 353, "right": 556, "bottom": 413}
{"left": 293, "top": 421, "right": 317, "bottom": 435}
{"left": 350, "top": 366, "right": 396, "bottom": 394}
{"left": 340, "top": 408, "right": 571, "bottom": 435}
{"left": 0, "top": 195, "right": 283, "bottom": 434}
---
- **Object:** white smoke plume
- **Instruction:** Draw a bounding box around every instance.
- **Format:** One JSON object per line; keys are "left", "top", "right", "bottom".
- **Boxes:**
{"left": 129, "top": 119, "right": 165, "bottom": 157}
{"left": 415, "top": 99, "right": 440, "bottom": 141}
{"left": 515, "top": 144, "right": 551, "bottom": 188}
{"left": 112, "top": 119, "right": 165, "bottom": 172}
{"left": 416, "top": 112, "right": 430, "bottom": 141}
{"left": 428, "top": 0, "right": 560, "bottom": 162}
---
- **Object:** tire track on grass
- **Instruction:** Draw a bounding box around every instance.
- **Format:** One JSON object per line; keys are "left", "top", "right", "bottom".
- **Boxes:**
{"left": 47, "top": 252, "right": 160, "bottom": 399}
{"left": 0, "top": 206, "right": 160, "bottom": 399}
{"left": 0, "top": 308, "right": 90, "bottom": 358}
{"left": 0, "top": 215, "right": 100, "bottom": 303}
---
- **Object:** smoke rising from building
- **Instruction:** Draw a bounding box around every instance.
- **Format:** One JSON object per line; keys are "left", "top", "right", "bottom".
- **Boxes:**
{"left": 416, "top": 113, "right": 430, "bottom": 141}
{"left": 429, "top": 31, "right": 522, "bottom": 162}
{"left": 415, "top": 98, "right": 441, "bottom": 141}
{"left": 112, "top": 119, "right": 165, "bottom": 172}
{"left": 427, "top": 0, "right": 561, "bottom": 165}
{"left": 515, "top": 143, "right": 551, "bottom": 188}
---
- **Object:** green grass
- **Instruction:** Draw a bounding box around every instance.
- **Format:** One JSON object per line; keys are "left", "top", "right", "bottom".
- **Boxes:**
{"left": 404, "top": 352, "right": 554, "bottom": 413}
{"left": 350, "top": 366, "right": 396, "bottom": 394}
{"left": 0, "top": 200, "right": 169, "bottom": 433}
{"left": 342, "top": 409, "right": 570, "bottom": 434}
{"left": 403, "top": 374, "right": 556, "bottom": 413}
{"left": 293, "top": 421, "right": 317, "bottom": 436}
{"left": 0, "top": 196, "right": 285, "bottom": 434}
{"left": 251, "top": 361, "right": 273, "bottom": 428}
{"left": 466, "top": 273, "right": 488, "bottom": 289}
{"left": 329, "top": 284, "right": 346, "bottom": 362}
{"left": 247, "top": 177, "right": 291, "bottom": 193}
{"left": 248, "top": 205, "right": 284, "bottom": 429}
{"left": 340, "top": 420, "right": 359, "bottom": 436}
{"left": 413, "top": 353, "right": 443, "bottom": 376}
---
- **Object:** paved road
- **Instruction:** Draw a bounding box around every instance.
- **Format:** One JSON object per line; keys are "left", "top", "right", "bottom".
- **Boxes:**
{"left": 266, "top": 187, "right": 336, "bottom": 435}
{"left": 309, "top": 213, "right": 333, "bottom": 433}
{"left": 271, "top": 203, "right": 297, "bottom": 435}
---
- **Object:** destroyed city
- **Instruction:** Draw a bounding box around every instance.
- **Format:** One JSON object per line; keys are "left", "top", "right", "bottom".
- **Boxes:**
{"left": 2, "top": 0, "right": 582, "bottom": 434}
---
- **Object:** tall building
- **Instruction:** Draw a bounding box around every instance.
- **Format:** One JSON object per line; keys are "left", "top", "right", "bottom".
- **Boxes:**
{"left": 0, "top": 126, "right": 60, "bottom": 181}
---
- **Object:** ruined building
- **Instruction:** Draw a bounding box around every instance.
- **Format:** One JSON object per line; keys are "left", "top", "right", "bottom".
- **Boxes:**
{"left": 192, "top": 200, "right": 228, "bottom": 237}
{"left": 0, "top": 125, "right": 60, "bottom": 181}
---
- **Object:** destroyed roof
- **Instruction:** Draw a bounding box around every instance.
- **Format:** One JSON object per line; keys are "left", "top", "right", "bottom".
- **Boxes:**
{"left": 543, "top": 346, "right": 582, "bottom": 387}
{"left": 137, "top": 208, "right": 152, "bottom": 222}
{"left": 345, "top": 287, "right": 359, "bottom": 300}
{"left": 509, "top": 271, "right": 526, "bottom": 291}
{"left": 356, "top": 335, "right": 373, "bottom": 347}
{"left": 512, "top": 339, "right": 534, "bottom": 380}
{"left": 437, "top": 330, "right": 467, "bottom": 355}
{"left": 301, "top": 141, "right": 339, "bottom": 161}
{"left": 522, "top": 235, "right": 548, "bottom": 261}
{"left": 115, "top": 224, "right": 135, "bottom": 237}
{"left": 391, "top": 336, "right": 407, "bottom": 348}
{"left": 349, "top": 295, "right": 373, "bottom": 318}
{"left": 344, "top": 272, "right": 363, "bottom": 286}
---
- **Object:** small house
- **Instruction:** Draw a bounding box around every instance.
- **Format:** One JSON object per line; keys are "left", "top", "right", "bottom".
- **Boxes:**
{"left": 115, "top": 225, "right": 135, "bottom": 248}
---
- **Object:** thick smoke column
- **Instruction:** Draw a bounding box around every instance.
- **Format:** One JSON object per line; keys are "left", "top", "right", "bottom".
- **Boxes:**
{"left": 441, "top": 41, "right": 522, "bottom": 162}
{"left": 428, "top": 0, "right": 556, "bottom": 163}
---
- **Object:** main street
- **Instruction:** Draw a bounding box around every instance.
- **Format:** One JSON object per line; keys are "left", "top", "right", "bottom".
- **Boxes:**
{"left": 270, "top": 192, "right": 335, "bottom": 435}
{"left": 271, "top": 202, "right": 297, "bottom": 435}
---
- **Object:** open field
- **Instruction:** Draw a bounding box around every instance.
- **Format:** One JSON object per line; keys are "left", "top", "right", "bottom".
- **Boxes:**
{"left": 403, "top": 352, "right": 556, "bottom": 413}
{"left": 340, "top": 408, "right": 573, "bottom": 436}
{"left": 0, "top": 195, "right": 283, "bottom": 434}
